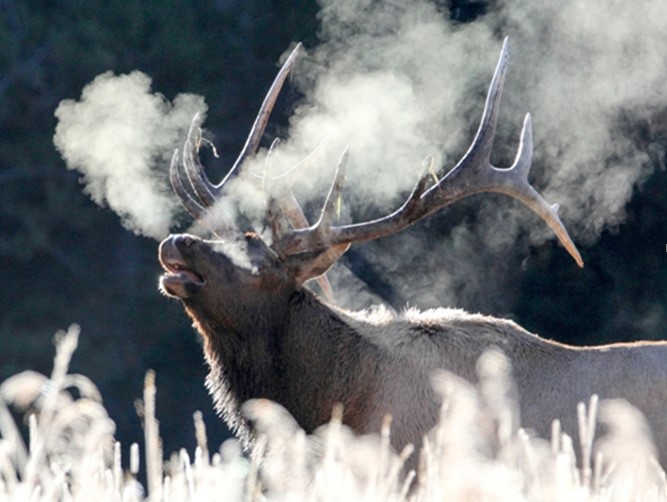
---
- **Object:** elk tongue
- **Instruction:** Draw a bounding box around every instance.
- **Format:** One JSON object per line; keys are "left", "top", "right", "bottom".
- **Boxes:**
{"left": 162, "top": 258, "right": 205, "bottom": 285}
{"left": 167, "top": 265, "right": 204, "bottom": 285}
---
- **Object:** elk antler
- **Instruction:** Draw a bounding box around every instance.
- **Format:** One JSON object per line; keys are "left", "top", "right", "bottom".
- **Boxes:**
{"left": 170, "top": 39, "right": 583, "bottom": 292}
{"left": 272, "top": 38, "right": 584, "bottom": 268}
{"left": 170, "top": 43, "right": 304, "bottom": 224}
{"left": 170, "top": 43, "right": 343, "bottom": 294}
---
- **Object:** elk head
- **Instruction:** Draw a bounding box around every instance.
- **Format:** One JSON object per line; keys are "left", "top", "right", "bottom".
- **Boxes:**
{"left": 159, "top": 39, "right": 583, "bottom": 334}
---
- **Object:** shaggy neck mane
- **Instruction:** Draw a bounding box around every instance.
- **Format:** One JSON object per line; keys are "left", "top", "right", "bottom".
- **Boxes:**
{"left": 183, "top": 288, "right": 384, "bottom": 449}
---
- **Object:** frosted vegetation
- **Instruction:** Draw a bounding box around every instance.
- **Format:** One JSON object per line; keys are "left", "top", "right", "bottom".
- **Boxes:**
{"left": 0, "top": 326, "right": 664, "bottom": 501}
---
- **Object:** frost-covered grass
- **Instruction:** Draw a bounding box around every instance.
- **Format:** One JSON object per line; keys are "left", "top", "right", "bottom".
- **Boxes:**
{"left": 1, "top": 325, "right": 665, "bottom": 501}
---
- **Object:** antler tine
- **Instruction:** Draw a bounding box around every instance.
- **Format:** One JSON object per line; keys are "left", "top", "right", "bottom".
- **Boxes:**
{"left": 491, "top": 114, "right": 583, "bottom": 267}
{"left": 171, "top": 44, "right": 304, "bottom": 239}
{"left": 182, "top": 114, "right": 218, "bottom": 207}
{"left": 171, "top": 147, "right": 241, "bottom": 237}
{"left": 274, "top": 39, "right": 584, "bottom": 268}
{"left": 416, "top": 38, "right": 583, "bottom": 266}
{"left": 270, "top": 148, "right": 349, "bottom": 256}
{"left": 217, "top": 43, "right": 304, "bottom": 190}
{"left": 458, "top": 37, "right": 511, "bottom": 168}
{"left": 169, "top": 149, "right": 208, "bottom": 219}
{"left": 173, "top": 45, "right": 304, "bottom": 214}
{"left": 270, "top": 192, "right": 338, "bottom": 301}
{"left": 266, "top": 147, "right": 346, "bottom": 300}
{"left": 317, "top": 147, "right": 349, "bottom": 231}
{"left": 290, "top": 148, "right": 350, "bottom": 298}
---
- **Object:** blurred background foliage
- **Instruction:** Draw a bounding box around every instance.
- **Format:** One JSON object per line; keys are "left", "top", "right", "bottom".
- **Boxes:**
{"left": 0, "top": 0, "right": 665, "bottom": 458}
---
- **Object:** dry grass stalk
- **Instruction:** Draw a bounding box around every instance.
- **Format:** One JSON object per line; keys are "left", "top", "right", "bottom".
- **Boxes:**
{"left": 1, "top": 326, "right": 666, "bottom": 501}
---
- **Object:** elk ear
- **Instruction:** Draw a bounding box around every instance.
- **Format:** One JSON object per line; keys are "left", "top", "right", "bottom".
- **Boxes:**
{"left": 286, "top": 243, "right": 351, "bottom": 287}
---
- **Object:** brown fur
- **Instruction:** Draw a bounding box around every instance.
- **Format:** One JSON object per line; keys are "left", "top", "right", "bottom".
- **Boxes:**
{"left": 159, "top": 233, "right": 667, "bottom": 473}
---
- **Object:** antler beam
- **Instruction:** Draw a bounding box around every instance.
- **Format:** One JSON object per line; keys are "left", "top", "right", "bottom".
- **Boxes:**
{"left": 273, "top": 38, "right": 584, "bottom": 268}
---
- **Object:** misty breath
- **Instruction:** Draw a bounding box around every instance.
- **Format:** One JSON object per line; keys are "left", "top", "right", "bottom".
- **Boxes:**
{"left": 54, "top": 0, "right": 666, "bottom": 307}
{"left": 54, "top": 71, "right": 208, "bottom": 240}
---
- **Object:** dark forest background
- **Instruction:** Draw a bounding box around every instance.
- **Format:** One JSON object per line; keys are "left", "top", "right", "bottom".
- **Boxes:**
{"left": 1, "top": 0, "right": 665, "bottom": 458}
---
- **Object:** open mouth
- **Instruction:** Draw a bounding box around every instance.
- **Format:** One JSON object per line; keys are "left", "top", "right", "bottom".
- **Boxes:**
{"left": 159, "top": 239, "right": 206, "bottom": 298}
{"left": 162, "top": 257, "right": 205, "bottom": 284}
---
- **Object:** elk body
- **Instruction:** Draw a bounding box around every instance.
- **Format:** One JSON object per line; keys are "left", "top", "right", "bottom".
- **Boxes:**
{"left": 159, "top": 42, "right": 667, "bottom": 471}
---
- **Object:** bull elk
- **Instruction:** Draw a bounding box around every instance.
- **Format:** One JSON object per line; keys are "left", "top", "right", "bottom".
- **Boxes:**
{"left": 158, "top": 41, "right": 667, "bottom": 473}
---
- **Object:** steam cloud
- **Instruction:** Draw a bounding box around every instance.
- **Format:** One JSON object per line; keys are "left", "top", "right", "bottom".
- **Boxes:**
{"left": 262, "top": 0, "right": 667, "bottom": 310}
{"left": 54, "top": 71, "right": 207, "bottom": 239}
{"left": 264, "top": 0, "right": 667, "bottom": 241}
{"left": 54, "top": 0, "right": 666, "bottom": 311}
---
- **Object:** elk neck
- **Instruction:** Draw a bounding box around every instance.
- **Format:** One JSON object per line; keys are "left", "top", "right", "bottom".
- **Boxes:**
{"left": 184, "top": 285, "right": 386, "bottom": 437}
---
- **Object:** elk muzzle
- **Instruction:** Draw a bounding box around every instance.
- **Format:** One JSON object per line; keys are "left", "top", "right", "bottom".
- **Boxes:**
{"left": 159, "top": 234, "right": 206, "bottom": 299}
